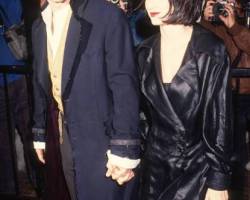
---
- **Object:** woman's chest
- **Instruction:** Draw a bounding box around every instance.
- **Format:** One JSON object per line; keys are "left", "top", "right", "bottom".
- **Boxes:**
{"left": 143, "top": 56, "right": 201, "bottom": 122}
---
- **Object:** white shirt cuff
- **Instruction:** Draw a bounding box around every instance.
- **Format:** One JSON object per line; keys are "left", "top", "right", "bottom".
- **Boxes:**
{"left": 33, "top": 142, "right": 46, "bottom": 149}
{"left": 107, "top": 150, "right": 140, "bottom": 169}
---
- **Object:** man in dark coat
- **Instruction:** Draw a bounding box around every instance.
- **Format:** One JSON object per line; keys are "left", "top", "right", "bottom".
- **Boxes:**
{"left": 31, "top": 0, "right": 140, "bottom": 199}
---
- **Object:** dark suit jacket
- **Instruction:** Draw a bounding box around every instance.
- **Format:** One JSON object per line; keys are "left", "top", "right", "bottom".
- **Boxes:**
{"left": 32, "top": 0, "right": 140, "bottom": 199}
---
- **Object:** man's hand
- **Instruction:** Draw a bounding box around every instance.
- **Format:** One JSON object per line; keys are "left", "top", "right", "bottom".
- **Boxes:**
{"left": 106, "top": 161, "right": 135, "bottom": 185}
{"left": 203, "top": 0, "right": 216, "bottom": 21}
{"left": 35, "top": 148, "right": 45, "bottom": 164}
{"left": 205, "top": 188, "right": 229, "bottom": 200}
{"left": 219, "top": 3, "right": 236, "bottom": 28}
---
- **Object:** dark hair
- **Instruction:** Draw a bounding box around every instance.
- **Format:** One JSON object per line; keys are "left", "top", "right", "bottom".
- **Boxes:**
{"left": 164, "top": 0, "right": 203, "bottom": 25}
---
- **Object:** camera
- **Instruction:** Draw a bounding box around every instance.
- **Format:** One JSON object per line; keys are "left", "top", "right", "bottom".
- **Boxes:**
{"left": 212, "top": 0, "right": 229, "bottom": 18}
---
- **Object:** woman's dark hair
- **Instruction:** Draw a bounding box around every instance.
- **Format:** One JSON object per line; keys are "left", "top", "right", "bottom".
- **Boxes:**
{"left": 164, "top": 0, "right": 203, "bottom": 25}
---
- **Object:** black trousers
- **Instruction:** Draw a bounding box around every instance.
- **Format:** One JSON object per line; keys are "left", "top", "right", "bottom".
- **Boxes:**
{"left": 60, "top": 122, "right": 77, "bottom": 200}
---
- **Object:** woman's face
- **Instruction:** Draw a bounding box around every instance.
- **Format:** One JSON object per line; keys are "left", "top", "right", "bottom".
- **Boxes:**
{"left": 145, "top": 0, "right": 170, "bottom": 25}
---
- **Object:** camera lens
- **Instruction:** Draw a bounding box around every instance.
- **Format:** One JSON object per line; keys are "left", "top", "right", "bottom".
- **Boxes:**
{"left": 213, "top": 2, "right": 228, "bottom": 17}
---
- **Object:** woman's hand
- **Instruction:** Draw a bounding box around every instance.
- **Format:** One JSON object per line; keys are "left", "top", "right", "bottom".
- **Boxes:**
{"left": 205, "top": 188, "right": 229, "bottom": 200}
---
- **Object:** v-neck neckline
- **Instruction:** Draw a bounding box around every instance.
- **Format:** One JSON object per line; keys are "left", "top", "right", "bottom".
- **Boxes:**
{"left": 154, "top": 24, "right": 196, "bottom": 85}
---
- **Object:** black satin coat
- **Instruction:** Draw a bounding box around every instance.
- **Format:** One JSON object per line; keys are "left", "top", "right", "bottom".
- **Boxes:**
{"left": 137, "top": 24, "right": 233, "bottom": 200}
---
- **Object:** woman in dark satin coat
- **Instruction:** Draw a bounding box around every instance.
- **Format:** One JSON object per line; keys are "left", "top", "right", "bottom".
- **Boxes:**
{"left": 138, "top": 0, "right": 233, "bottom": 199}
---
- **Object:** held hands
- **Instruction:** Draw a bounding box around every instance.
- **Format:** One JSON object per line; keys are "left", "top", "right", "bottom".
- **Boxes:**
{"left": 203, "top": 0, "right": 236, "bottom": 28}
{"left": 205, "top": 188, "right": 229, "bottom": 200}
{"left": 106, "top": 161, "right": 135, "bottom": 185}
{"left": 35, "top": 148, "right": 45, "bottom": 164}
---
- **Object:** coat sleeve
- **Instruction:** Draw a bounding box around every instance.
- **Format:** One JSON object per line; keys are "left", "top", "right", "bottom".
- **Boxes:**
{"left": 31, "top": 22, "right": 47, "bottom": 143}
{"left": 104, "top": 9, "right": 140, "bottom": 159}
{"left": 32, "top": 68, "right": 47, "bottom": 143}
{"left": 0, "top": 0, "right": 22, "bottom": 27}
{"left": 203, "top": 52, "right": 233, "bottom": 190}
{"left": 227, "top": 22, "right": 250, "bottom": 55}
{"left": 200, "top": 19, "right": 228, "bottom": 42}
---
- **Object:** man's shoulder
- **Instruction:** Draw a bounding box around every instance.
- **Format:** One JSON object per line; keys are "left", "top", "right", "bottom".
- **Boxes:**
{"left": 85, "top": 0, "right": 126, "bottom": 23}
{"left": 87, "top": 0, "right": 121, "bottom": 11}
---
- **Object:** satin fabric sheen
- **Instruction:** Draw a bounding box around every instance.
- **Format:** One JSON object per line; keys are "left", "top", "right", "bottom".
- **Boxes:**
{"left": 137, "top": 24, "right": 233, "bottom": 200}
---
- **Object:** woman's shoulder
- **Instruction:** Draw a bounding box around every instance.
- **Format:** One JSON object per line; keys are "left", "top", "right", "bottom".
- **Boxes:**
{"left": 191, "top": 24, "right": 230, "bottom": 74}
{"left": 191, "top": 24, "right": 228, "bottom": 60}
{"left": 136, "top": 34, "right": 159, "bottom": 77}
{"left": 137, "top": 34, "right": 159, "bottom": 50}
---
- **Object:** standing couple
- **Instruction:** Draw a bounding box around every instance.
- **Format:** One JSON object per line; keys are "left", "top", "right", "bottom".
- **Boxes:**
{"left": 32, "top": 0, "right": 232, "bottom": 200}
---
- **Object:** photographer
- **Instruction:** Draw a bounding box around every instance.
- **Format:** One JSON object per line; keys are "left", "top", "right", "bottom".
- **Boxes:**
{"left": 201, "top": 0, "right": 250, "bottom": 195}
{"left": 201, "top": 0, "right": 250, "bottom": 66}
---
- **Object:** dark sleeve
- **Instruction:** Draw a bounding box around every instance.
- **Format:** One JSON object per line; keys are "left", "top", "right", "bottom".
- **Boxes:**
{"left": 228, "top": 22, "right": 250, "bottom": 55}
{"left": 104, "top": 9, "right": 140, "bottom": 159}
{"left": 0, "top": 0, "right": 22, "bottom": 26}
{"left": 203, "top": 53, "right": 233, "bottom": 190}
{"left": 32, "top": 70, "right": 47, "bottom": 142}
{"left": 31, "top": 23, "right": 47, "bottom": 143}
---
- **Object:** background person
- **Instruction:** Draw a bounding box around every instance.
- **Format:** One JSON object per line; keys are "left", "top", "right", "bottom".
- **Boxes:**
{"left": 201, "top": 0, "right": 250, "bottom": 196}
{"left": 0, "top": 0, "right": 40, "bottom": 196}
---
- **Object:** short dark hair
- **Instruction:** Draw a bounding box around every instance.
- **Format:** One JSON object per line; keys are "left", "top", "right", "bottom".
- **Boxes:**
{"left": 165, "top": 0, "right": 203, "bottom": 25}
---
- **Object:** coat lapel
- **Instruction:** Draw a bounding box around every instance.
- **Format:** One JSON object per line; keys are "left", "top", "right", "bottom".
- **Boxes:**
{"left": 142, "top": 36, "right": 185, "bottom": 131}
{"left": 61, "top": 14, "right": 92, "bottom": 100}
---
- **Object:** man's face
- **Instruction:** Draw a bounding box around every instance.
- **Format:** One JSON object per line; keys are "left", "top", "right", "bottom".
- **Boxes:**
{"left": 145, "top": 0, "right": 170, "bottom": 26}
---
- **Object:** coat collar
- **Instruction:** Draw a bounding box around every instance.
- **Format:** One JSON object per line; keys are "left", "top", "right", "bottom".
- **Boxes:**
{"left": 34, "top": 0, "right": 92, "bottom": 100}
{"left": 41, "top": 0, "right": 88, "bottom": 17}
{"left": 70, "top": 0, "right": 88, "bottom": 18}
{"left": 61, "top": 14, "right": 92, "bottom": 100}
{"left": 139, "top": 24, "right": 204, "bottom": 83}
{"left": 141, "top": 35, "right": 185, "bottom": 131}
{"left": 139, "top": 24, "right": 200, "bottom": 131}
